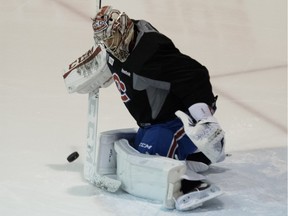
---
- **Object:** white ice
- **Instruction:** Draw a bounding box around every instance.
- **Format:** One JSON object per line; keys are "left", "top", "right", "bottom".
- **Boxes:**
{"left": 0, "top": 0, "right": 287, "bottom": 215}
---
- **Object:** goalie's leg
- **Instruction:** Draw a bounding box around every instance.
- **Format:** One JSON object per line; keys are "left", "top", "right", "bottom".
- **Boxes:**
{"left": 134, "top": 118, "right": 213, "bottom": 173}
{"left": 134, "top": 118, "right": 198, "bottom": 159}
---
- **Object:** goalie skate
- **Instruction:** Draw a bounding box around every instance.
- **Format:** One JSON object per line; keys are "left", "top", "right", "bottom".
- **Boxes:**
{"left": 175, "top": 182, "right": 222, "bottom": 211}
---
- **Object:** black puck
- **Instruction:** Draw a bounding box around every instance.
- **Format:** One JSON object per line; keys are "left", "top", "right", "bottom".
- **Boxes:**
{"left": 67, "top": 151, "right": 79, "bottom": 162}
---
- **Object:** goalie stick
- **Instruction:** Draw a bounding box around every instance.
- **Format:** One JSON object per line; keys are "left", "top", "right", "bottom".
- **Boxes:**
{"left": 84, "top": 88, "right": 121, "bottom": 193}
{"left": 83, "top": 0, "right": 120, "bottom": 193}
{"left": 62, "top": 0, "right": 120, "bottom": 191}
{"left": 84, "top": 90, "right": 99, "bottom": 184}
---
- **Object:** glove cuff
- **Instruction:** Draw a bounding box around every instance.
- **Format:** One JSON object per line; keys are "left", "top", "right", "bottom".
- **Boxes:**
{"left": 188, "top": 103, "right": 212, "bottom": 122}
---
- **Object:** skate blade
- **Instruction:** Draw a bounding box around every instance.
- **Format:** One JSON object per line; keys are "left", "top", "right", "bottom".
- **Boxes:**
{"left": 175, "top": 184, "right": 223, "bottom": 211}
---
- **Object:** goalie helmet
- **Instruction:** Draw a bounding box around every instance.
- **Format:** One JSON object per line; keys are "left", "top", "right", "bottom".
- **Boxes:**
{"left": 92, "top": 6, "right": 134, "bottom": 62}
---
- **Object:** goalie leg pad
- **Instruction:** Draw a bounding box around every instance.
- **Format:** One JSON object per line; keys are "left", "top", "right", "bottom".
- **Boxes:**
{"left": 85, "top": 128, "right": 137, "bottom": 192}
{"left": 95, "top": 128, "right": 137, "bottom": 175}
{"left": 114, "top": 139, "right": 187, "bottom": 209}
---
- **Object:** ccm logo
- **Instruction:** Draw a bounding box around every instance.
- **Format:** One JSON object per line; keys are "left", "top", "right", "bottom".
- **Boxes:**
{"left": 139, "top": 143, "right": 152, "bottom": 150}
{"left": 63, "top": 46, "right": 101, "bottom": 79}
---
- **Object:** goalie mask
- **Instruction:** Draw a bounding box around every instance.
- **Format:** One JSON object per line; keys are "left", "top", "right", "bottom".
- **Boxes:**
{"left": 92, "top": 6, "right": 134, "bottom": 62}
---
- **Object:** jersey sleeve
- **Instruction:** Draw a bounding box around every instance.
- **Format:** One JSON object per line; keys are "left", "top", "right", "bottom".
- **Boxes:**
{"left": 168, "top": 63, "right": 215, "bottom": 109}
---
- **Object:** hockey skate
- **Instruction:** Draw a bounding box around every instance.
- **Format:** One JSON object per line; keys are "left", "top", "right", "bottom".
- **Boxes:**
{"left": 175, "top": 180, "right": 222, "bottom": 211}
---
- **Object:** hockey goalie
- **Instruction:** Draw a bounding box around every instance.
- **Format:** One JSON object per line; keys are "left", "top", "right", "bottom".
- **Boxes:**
{"left": 63, "top": 5, "right": 226, "bottom": 211}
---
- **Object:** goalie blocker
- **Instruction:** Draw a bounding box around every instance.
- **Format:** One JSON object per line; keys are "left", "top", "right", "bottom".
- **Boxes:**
{"left": 63, "top": 44, "right": 113, "bottom": 94}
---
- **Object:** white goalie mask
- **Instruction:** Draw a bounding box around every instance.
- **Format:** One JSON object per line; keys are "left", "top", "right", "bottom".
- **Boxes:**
{"left": 92, "top": 6, "right": 135, "bottom": 62}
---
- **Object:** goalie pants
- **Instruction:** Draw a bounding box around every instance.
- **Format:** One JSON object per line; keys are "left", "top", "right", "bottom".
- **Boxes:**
{"left": 134, "top": 118, "right": 197, "bottom": 160}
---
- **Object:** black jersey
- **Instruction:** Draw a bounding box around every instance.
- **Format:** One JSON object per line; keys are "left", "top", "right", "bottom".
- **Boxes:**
{"left": 106, "top": 20, "right": 215, "bottom": 126}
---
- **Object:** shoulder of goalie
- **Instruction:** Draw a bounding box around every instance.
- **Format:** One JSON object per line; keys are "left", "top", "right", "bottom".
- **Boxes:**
{"left": 62, "top": 44, "right": 113, "bottom": 94}
{"left": 175, "top": 105, "right": 226, "bottom": 164}
{"left": 91, "top": 129, "right": 222, "bottom": 210}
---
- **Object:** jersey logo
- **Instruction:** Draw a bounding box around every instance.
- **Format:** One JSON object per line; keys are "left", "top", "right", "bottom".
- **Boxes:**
{"left": 112, "top": 73, "right": 130, "bottom": 103}
{"left": 121, "top": 68, "right": 131, "bottom": 77}
{"left": 108, "top": 56, "right": 114, "bottom": 66}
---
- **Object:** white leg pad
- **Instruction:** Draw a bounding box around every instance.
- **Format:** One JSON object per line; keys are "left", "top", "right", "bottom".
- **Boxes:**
{"left": 114, "top": 139, "right": 187, "bottom": 209}
{"left": 95, "top": 128, "right": 137, "bottom": 175}
{"left": 85, "top": 128, "right": 137, "bottom": 192}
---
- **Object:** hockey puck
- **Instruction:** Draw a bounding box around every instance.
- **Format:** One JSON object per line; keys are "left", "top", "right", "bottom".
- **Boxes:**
{"left": 67, "top": 151, "right": 79, "bottom": 162}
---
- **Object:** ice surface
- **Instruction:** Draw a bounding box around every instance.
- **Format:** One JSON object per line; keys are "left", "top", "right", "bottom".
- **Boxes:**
{"left": 0, "top": 0, "right": 286, "bottom": 215}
